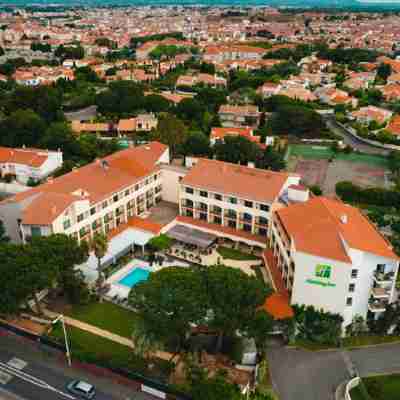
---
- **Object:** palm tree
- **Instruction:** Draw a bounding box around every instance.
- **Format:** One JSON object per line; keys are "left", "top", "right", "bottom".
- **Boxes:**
{"left": 91, "top": 233, "right": 108, "bottom": 300}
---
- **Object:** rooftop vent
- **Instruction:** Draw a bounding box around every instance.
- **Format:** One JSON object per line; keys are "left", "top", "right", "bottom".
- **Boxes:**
{"left": 340, "top": 214, "right": 348, "bottom": 224}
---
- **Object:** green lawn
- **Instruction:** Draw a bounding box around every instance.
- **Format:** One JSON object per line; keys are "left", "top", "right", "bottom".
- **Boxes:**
{"left": 66, "top": 301, "right": 139, "bottom": 339}
{"left": 343, "top": 335, "right": 400, "bottom": 348}
{"left": 350, "top": 383, "right": 372, "bottom": 400}
{"left": 356, "top": 375, "right": 400, "bottom": 400}
{"left": 217, "top": 246, "right": 260, "bottom": 261}
{"left": 49, "top": 325, "right": 172, "bottom": 380}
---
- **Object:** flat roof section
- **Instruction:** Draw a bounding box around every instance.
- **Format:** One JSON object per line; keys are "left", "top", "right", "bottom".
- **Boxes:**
{"left": 167, "top": 224, "right": 217, "bottom": 249}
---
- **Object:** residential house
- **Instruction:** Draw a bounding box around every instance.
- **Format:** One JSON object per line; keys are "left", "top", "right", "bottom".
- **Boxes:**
{"left": 0, "top": 146, "right": 63, "bottom": 184}
{"left": 218, "top": 105, "right": 261, "bottom": 128}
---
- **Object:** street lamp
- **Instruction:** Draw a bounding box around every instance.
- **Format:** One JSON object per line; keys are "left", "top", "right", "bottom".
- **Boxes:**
{"left": 52, "top": 314, "right": 71, "bottom": 367}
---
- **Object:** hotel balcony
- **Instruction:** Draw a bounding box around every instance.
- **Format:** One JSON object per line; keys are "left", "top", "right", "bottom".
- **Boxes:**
{"left": 374, "top": 270, "right": 395, "bottom": 284}
{"left": 224, "top": 212, "right": 237, "bottom": 220}
{"left": 368, "top": 298, "right": 388, "bottom": 313}
{"left": 371, "top": 286, "right": 391, "bottom": 299}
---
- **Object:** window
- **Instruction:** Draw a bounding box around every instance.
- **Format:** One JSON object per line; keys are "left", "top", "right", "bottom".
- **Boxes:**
{"left": 351, "top": 269, "right": 358, "bottom": 279}
{"left": 77, "top": 213, "right": 84, "bottom": 223}
{"left": 228, "top": 220, "right": 236, "bottom": 229}
{"left": 200, "top": 190, "right": 208, "bottom": 198}
{"left": 215, "top": 194, "right": 222, "bottom": 201}
{"left": 125, "top": 189, "right": 130, "bottom": 196}
{"left": 31, "top": 226, "right": 41, "bottom": 237}
{"left": 259, "top": 216, "right": 268, "bottom": 226}
{"left": 349, "top": 283, "right": 355, "bottom": 293}
{"left": 135, "top": 184, "right": 139, "bottom": 191}
{"left": 229, "top": 197, "right": 237, "bottom": 204}
{"left": 244, "top": 200, "right": 253, "bottom": 208}
{"left": 214, "top": 216, "right": 222, "bottom": 225}
{"left": 243, "top": 213, "right": 252, "bottom": 222}
{"left": 178, "top": 176, "right": 183, "bottom": 182}
{"left": 199, "top": 213, "right": 207, "bottom": 221}
{"left": 186, "top": 187, "right": 194, "bottom": 194}
{"left": 113, "top": 194, "right": 118, "bottom": 203}
{"left": 102, "top": 201, "right": 107, "bottom": 209}
{"left": 243, "top": 224, "right": 252, "bottom": 232}
{"left": 186, "top": 209, "right": 193, "bottom": 218}
{"left": 90, "top": 207, "right": 96, "bottom": 216}
{"left": 346, "top": 297, "right": 353, "bottom": 306}
{"left": 259, "top": 228, "right": 267, "bottom": 236}
{"left": 376, "top": 264, "right": 385, "bottom": 273}
{"left": 63, "top": 220, "right": 71, "bottom": 230}
{"left": 260, "top": 203, "right": 270, "bottom": 212}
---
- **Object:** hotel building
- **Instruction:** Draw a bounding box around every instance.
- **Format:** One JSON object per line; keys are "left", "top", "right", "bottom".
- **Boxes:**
{"left": 265, "top": 196, "right": 399, "bottom": 326}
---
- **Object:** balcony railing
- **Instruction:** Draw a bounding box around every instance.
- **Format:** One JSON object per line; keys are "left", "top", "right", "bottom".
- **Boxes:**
{"left": 374, "top": 270, "right": 395, "bottom": 283}
{"left": 368, "top": 298, "right": 388, "bottom": 313}
{"left": 371, "top": 287, "right": 391, "bottom": 299}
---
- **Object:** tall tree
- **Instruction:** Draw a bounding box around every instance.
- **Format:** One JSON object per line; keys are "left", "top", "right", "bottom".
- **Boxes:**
{"left": 91, "top": 233, "right": 108, "bottom": 297}
{"left": 129, "top": 267, "right": 206, "bottom": 351}
{"left": 256, "top": 146, "right": 286, "bottom": 171}
{"left": 205, "top": 266, "right": 269, "bottom": 351}
{"left": 151, "top": 114, "right": 188, "bottom": 156}
{"left": 213, "top": 135, "right": 262, "bottom": 165}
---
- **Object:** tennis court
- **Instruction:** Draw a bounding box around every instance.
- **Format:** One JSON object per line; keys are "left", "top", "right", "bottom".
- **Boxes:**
{"left": 288, "top": 145, "right": 389, "bottom": 195}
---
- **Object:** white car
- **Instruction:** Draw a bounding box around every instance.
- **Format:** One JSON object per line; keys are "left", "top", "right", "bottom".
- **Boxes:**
{"left": 67, "top": 380, "right": 96, "bottom": 399}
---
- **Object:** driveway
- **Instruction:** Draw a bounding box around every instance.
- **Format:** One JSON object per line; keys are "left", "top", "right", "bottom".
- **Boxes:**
{"left": 267, "top": 347, "right": 349, "bottom": 400}
{"left": 267, "top": 344, "right": 400, "bottom": 400}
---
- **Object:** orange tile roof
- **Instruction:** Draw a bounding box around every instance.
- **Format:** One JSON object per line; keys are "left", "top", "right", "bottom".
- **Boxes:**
{"left": 181, "top": 158, "right": 290, "bottom": 203}
{"left": 4, "top": 142, "right": 168, "bottom": 224}
{"left": 0, "top": 147, "right": 49, "bottom": 167}
{"left": 276, "top": 197, "right": 398, "bottom": 263}
{"left": 387, "top": 114, "right": 400, "bottom": 136}
{"left": 176, "top": 215, "right": 266, "bottom": 245}
{"left": 22, "top": 192, "right": 76, "bottom": 225}
{"left": 263, "top": 292, "right": 294, "bottom": 320}
{"left": 108, "top": 216, "right": 162, "bottom": 240}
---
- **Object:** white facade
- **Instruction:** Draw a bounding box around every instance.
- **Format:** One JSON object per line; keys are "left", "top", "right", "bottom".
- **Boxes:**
{"left": 269, "top": 211, "right": 399, "bottom": 327}
{"left": 0, "top": 149, "right": 63, "bottom": 184}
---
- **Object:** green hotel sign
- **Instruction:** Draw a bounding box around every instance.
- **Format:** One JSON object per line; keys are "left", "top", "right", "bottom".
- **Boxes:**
{"left": 306, "top": 264, "right": 336, "bottom": 288}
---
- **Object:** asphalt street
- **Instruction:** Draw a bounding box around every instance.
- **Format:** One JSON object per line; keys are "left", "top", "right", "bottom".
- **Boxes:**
{"left": 268, "top": 343, "right": 400, "bottom": 400}
{"left": 0, "top": 331, "right": 155, "bottom": 400}
{"left": 325, "top": 118, "right": 389, "bottom": 156}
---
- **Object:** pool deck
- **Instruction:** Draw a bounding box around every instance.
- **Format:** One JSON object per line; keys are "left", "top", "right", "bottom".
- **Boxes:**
{"left": 105, "top": 258, "right": 190, "bottom": 299}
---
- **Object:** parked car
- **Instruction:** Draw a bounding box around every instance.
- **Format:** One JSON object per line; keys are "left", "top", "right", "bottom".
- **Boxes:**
{"left": 67, "top": 380, "right": 96, "bottom": 399}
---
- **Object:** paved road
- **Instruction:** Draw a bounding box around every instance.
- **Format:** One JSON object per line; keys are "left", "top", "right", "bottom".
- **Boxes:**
{"left": 0, "top": 332, "right": 155, "bottom": 400}
{"left": 268, "top": 343, "right": 400, "bottom": 400}
{"left": 350, "top": 343, "right": 400, "bottom": 376}
{"left": 325, "top": 118, "right": 389, "bottom": 156}
{"left": 267, "top": 347, "right": 349, "bottom": 400}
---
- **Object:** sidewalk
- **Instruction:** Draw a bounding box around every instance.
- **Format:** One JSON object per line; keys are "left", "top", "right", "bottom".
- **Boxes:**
{"left": 44, "top": 309, "right": 174, "bottom": 361}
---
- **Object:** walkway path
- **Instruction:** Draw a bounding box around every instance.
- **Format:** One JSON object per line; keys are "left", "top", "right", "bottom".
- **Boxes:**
{"left": 44, "top": 310, "right": 174, "bottom": 362}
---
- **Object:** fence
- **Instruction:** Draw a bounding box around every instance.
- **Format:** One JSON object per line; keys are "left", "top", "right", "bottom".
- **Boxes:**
{"left": 0, "top": 319, "right": 191, "bottom": 400}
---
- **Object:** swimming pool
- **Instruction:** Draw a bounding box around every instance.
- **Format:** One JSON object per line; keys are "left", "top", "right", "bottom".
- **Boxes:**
{"left": 118, "top": 267, "right": 150, "bottom": 288}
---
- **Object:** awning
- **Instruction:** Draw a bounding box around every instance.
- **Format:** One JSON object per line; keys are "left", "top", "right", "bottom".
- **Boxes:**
{"left": 77, "top": 227, "right": 155, "bottom": 282}
{"left": 167, "top": 224, "right": 217, "bottom": 249}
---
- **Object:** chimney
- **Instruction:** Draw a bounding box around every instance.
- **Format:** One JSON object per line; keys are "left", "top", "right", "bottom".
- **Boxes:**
{"left": 340, "top": 214, "right": 348, "bottom": 224}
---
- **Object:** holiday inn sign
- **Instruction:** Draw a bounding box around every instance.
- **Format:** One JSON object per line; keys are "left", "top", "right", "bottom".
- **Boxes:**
{"left": 306, "top": 264, "right": 336, "bottom": 288}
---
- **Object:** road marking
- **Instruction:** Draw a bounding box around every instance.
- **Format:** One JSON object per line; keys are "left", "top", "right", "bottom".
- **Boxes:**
{"left": 0, "top": 362, "right": 75, "bottom": 400}
{"left": 7, "top": 358, "right": 27, "bottom": 370}
{"left": 0, "top": 370, "right": 12, "bottom": 385}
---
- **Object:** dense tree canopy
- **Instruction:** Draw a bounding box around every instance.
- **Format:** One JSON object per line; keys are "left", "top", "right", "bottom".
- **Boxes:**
{"left": 128, "top": 265, "right": 270, "bottom": 352}
{"left": 214, "top": 136, "right": 262, "bottom": 165}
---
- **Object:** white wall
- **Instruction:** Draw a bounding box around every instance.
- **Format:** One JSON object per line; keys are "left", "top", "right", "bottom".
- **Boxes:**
{"left": 291, "top": 251, "right": 351, "bottom": 324}
{"left": 161, "top": 168, "right": 187, "bottom": 204}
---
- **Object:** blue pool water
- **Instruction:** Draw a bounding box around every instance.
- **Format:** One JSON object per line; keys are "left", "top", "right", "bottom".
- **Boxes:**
{"left": 118, "top": 267, "right": 150, "bottom": 288}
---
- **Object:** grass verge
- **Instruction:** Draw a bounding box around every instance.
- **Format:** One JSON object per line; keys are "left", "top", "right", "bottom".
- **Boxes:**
{"left": 343, "top": 335, "right": 400, "bottom": 348}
